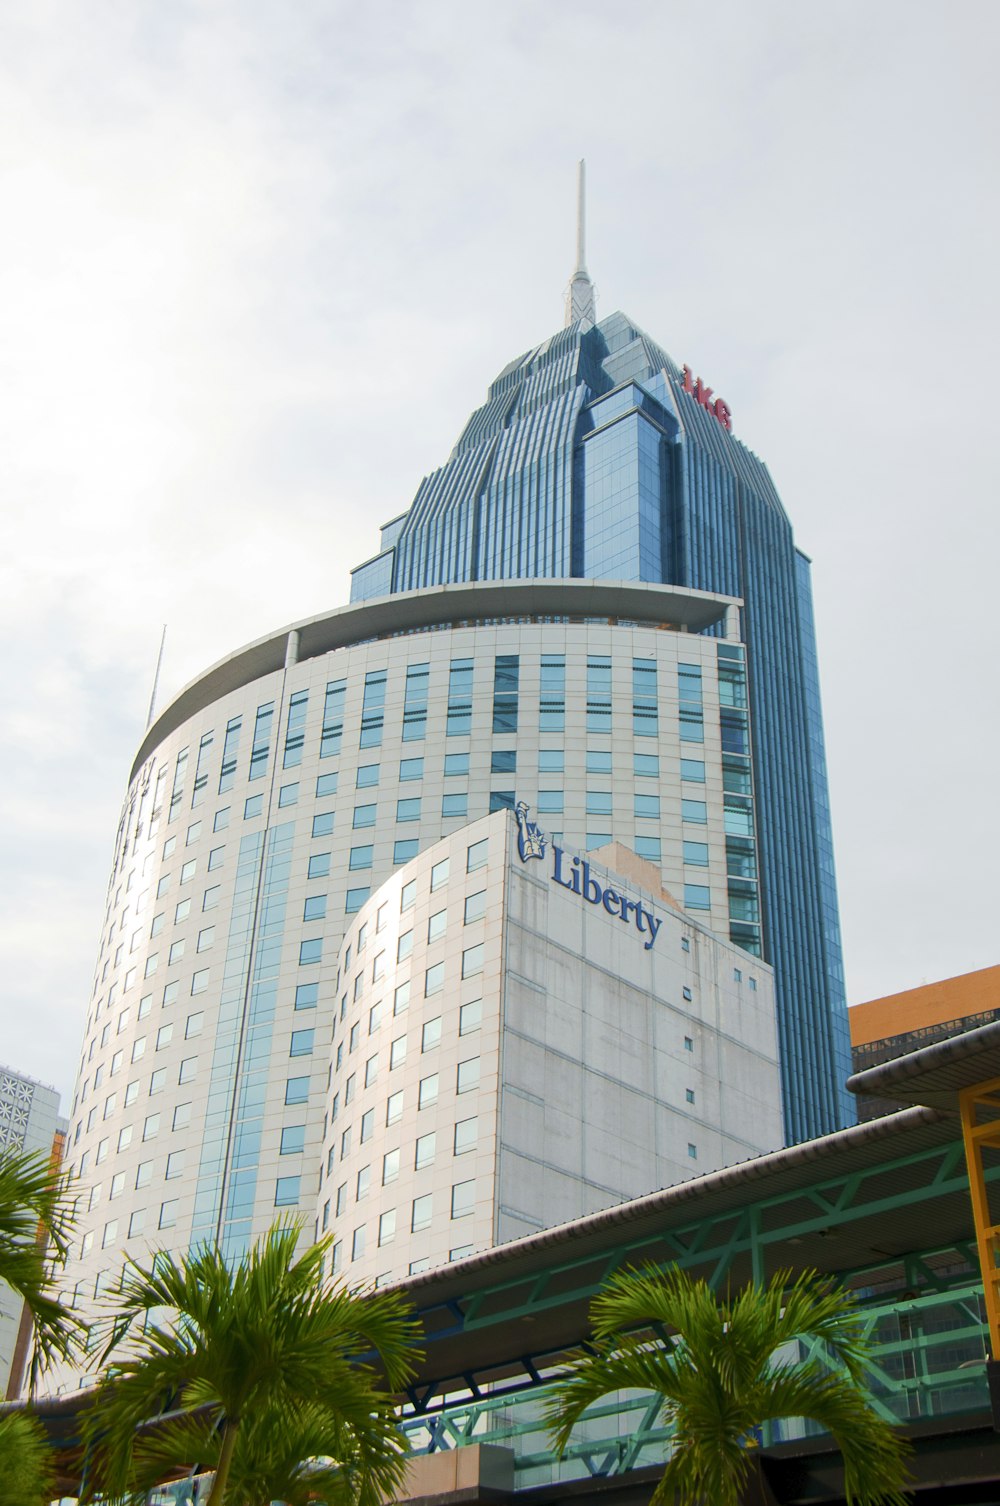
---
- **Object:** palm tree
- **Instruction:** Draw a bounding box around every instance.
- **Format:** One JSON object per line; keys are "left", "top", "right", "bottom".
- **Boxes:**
{"left": 81, "top": 1220, "right": 421, "bottom": 1506}
{"left": 0, "top": 1147, "right": 78, "bottom": 1389}
{"left": 545, "top": 1265, "right": 910, "bottom": 1506}
{"left": 0, "top": 1412, "right": 57, "bottom": 1506}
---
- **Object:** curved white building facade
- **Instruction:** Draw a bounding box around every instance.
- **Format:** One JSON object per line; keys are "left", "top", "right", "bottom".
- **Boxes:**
{"left": 61, "top": 578, "right": 767, "bottom": 1383}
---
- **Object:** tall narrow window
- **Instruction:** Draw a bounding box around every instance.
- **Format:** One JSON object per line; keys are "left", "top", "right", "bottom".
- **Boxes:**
{"left": 447, "top": 659, "right": 474, "bottom": 737}
{"left": 168, "top": 748, "right": 189, "bottom": 823}
{"left": 360, "top": 670, "right": 387, "bottom": 749}
{"left": 632, "top": 658, "right": 657, "bottom": 737}
{"left": 586, "top": 657, "right": 612, "bottom": 734}
{"left": 539, "top": 656, "right": 565, "bottom": 731}
{"left": 248, "top": 702, "right": 275, "bottom": 781}
{"left": 283, "top": 690, "right": 309, "bottom": 768}
{"left": 320, "top": 679, "right": 346, "bottom": 758}
{"left": 218, "top": 716, "right": 242, "bottom": 794}
{"left": 403, "top": 663, "right": 429, "bottom": 742}
{"left": 191, "top": 732, "right": 214, "bottom": 807}
{"left": 492, "top": 655, "right": 519, "bottom": 734}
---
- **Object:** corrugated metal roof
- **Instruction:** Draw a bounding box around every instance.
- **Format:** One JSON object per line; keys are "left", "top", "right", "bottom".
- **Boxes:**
{"left": 848, "top": 1018, "right": 1000, "bottom": 1110}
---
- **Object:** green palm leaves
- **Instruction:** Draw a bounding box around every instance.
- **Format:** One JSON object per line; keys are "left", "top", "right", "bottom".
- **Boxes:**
{"left": 0, "top": 1148, "right": 78, "bottom": 1389}
{"left": 545, "top": 1265, "right": 911, "bottom": 1506}
{"left": 82, "top": 1220, "right": 421, "bottom": 1506}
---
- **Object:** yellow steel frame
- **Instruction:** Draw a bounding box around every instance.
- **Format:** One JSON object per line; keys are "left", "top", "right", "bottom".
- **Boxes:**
{"left": 959, "top": 1075, "right": 1000, "bottom": 1359}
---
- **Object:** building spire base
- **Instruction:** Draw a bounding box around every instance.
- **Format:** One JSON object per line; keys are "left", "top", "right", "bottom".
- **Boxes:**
{"left": 565, "top": 159, "right": 596, "bottom": 328}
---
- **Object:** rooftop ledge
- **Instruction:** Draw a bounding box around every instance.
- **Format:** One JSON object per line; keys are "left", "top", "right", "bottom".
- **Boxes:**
{"left": 131, "top": 578, "right": 740, "bottom": 783}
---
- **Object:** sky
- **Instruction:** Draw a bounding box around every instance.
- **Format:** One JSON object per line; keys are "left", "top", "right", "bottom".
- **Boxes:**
{"left": 0, "top": 1, "right": 996, "bottom": 1103}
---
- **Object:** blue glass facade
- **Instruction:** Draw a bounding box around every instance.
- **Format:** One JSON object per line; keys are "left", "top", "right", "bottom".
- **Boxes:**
{"left": 350, "top": 311, "right": 853, "bottom": 1143}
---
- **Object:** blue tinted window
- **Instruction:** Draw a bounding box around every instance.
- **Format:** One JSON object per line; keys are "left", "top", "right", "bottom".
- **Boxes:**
{"left": 442, "top": 793, "right": 468, "bottom": 818}
{"left": 683, "top": 841, "right": 709, "bottom": 866}
{"left": 679, "top": 709, "right": 704, "bottom": 743}
{"left": 403, "top": 663, "right": 429, "bottom": 742}
{"left": 356, "top": 764, "right": 380, "bottom": 788}
{"left": 315, "top": 772, "right": 338, "bottom": 798}
{"left": 489, "top": 791, "right": 515, "bottom": 812}
{"left": 399, "top": 758, "right": 424, "bottom": 781}
{"left": 244, "top": 794, "right": 263, "bottom": 819}
{"left": 394, "top": 839, "right": 419, "bottom": 864}
{"left": 274, "top": 1176, "right": 300, "bottom": 1206}
{"left": 445, "top": 753, "right": 469, "bottom": 776}
{"left": 349, "top": 846, "right": 373, "bottom": 870}
{"left": 290, "top": 1029, "right": 315, "bottom": 1057}
{"left": 586, "top": 791, "right": 612, "bottom": 815}
{"left": 586, "top": 751, "right": 612, "bottom": 774}
{"left": 634, "top": 836, "right": 661, "bottom": 861}
{"left": 538, "top": 749, "right": 564, "bottom": 772}
{"left": 585, "top": 832, "right": 612, "bottom": 850}
{"left": 285, "top": 1077, "right": 309, "bottom": 1105}
{"left": 536, "top": 790, "right": 563, "bottom": 813}
{"left": 320, "top": 680, "right": 346, "bottom": 759}
{"left": 681, "top": 759, "right": 706, "bottom": 782}
{"left": 299, "top": 939, "right": 322, "bottom": 965}
{"left": 280, "top": 1126, "right": 306, "bottom": 1154}
{"left": 346, "top": 887, "right": 369, "bottom": 913}
{"left": 681, "top": 799, "right": 707, "bottom": 824}
{"left": 353, "top": 805, "right": 376, "bottom": 829}
{"left": 294, "top": 983, "right": 318, "bottom": 1010}
{"left": 684, "top": 884, "right": 711, "bottom": 911}
{"left": 278, "top": 783, "right": 299, "bottom": 808}
{"left": 283, "top": 690, "right": 309, "bottom": 769}
{"left": 303, "top": 895, "right": 327, "bottom": 921}
{"left": 491, "top": 749, "right": 516, "bottom": 774}
{"left": 634, "top": 753, "right": 658, "bottom": 777}
{"left": 308, "top": 853, "right": 331, "bottom": 879}
{"left": 396, "top": 798, "right": 421, "bottom": 822}
{"left": 634, "top": 794, "right": 660, "bottom": 819}
{"left": 312, "top": 812, "right": 335, "bottom": 837}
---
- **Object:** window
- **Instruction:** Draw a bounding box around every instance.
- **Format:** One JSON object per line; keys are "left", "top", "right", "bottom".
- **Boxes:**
{"left": 682, "top": 985, "right": 693, "bottom": 1001}
{"left": 683, "top": 841, "right": 709, "bottom": 867}
{"left": 634, "top": 836, "right": 661, "bottom": 862}
{"left": 110, "top": 1172, "right": 125, "bottom": 1200}
{"left": 397, "top": 929, "right": 413, "bottom": 962}
{"left": 197, "top": 926, "right": 214, "bottom": 952}
{"left": 308, "top": 853, "right": 331, "bottom": 879}
{"left": 679, "top": 708, "right": 704, "bottom": 743}
{"left": 167, "top": 938, "right": 186, "bottom": 965}
{"left": 281, "top": 1126, "right": 306, "bottom": 1155}
{"left": 394, "top": 839, "right": 419, "bottom": 864}
{"left": 454, "top": 1117, "right": 477, "bottom": 1155}
{"left": 275, "top": 1177, "right": 300, "bottom": 1207}
{"left": 135, "top": 1160, "right": 152, "bottom": 1188}
{"left": 681, "top": 758, "right": 706, "bottom": 782}
{"left": 684, "top": 884, "right": 711, "bottom": 911}
{"left": 214, "top": 806, "right": 230, "bottom": 831}
{"left": 365, "top": 1053, "right": 378, "bottom": 1088}
{"left": 313, "top": 811, "right": 335, "bottom": 838}
{"left": 538, "top": 749, "right": 564, "bottom": 772}
{"left": 457, "top": 1057, "right": 480, "bottom": 1094}
{"left": 687, "top": 1143, "right": 698, "bottom": 1160}
{"left": 290, "top": 1029, "right": 315, "bottom": 1057}
{"left": 117, "top": 1126, "right": 133, "bottom": 1151}
{"left": 489, "top": 790, "right": 515, "bottom": 812}
{"left": 203, "top": 885, "right": 220, "bottom": 911}
{"left": 447, "top": 658, "right": 473, "bottom": 737}
{"left": 415, "top": 1131, "right": 436, "bottom": 1169}
{"left": 132, "top": 1038, "right": 147, "bottom": 1063}
{"left": 383, "top": 1149, "right": 400, "bottom": 1184}
{"left": 303, "top": 895, "right": 327, "bottom": 922}
{"left": 418, "top": 1074, "right": 439, "bottom": 1109}
{"left": 459, "top": 999, "right": 482, "bottom": 1035}
{"left": 185, "top": 1012, "right": 204, "bottom": 1038}
{"left": 346, "top": 888, "right": 369, "bottom": 912}
{"left": 396, "top": 797, "right": 421, "bottom": 822}
{"left": 428, "top": 909, "right": 447, "bottom": 942}
{"left": 493, "top": 655, "right": 519, "bottom": 733}
{"left": 389, "top": 1036, "right": 407, "bottom": 1070}
{"left": 399, "top": 757, "right": 424, "bottom": 782}
{"left": 467, "top": 838, "right": 488, "bottom": 872}
{"left": 143, "top": 1114, "right": 160, "bottom": 1141}
{"left": 360, "top": 1109, "right": 374, "bottom": 1143}
{"left": 352, "top": 804, "right": 376, "bottom": 830}
{"left": 403, "top": 662, "right": 429, "bottom": 742}
{"left": 244, "top": 794, "right": 263, "bottom": 819}
{"left": 681, "top": 936, "right": 690, "bottom": 951}
{"left": 491, "top": 749, "right": 516, "bottom": 774}
{"left": 536, "top": 790, "right": 563, "bottom": 813}
{"left": 379, "top": 1210, "right": 396, "bottom": 1246}
{"left": 360, "top": 668, "right": 387, "bottom": 749}
{"left": 684, "top": 1036, "right": 694, "bottom": 1052}
{"left": 682, "top": 799, "right": 707, "bottom": 824}
{"left": 295, "top": 982, "right": 318, "bottom": 1010}
{"left": 586, "top": 750, "right": 612, "bottom": 774}
{"left": 411, "top": 1194, "right": 433, "bottom": 1232}
{"left": 316, "top": 771, "right": 338, "bottom": 798}
{"left": 401, "top": 879, "right": 416, "bottom": 911}
{"left": 586, "top": 790, "right": 612, "bottom": 816}
{"left": 634, "top": 794, "right": 660, "bottom": 819}
{"left": 442, "top": 793, "right": 467, "bottom": 819}
{"left": 286, "top": 1076, "right": 310, "bottom": 1105}
{"left": 278, "top": 782, "right": 299, "bottom": 808}
{"left": 422, "top": 1017, "right": 441, "bottom": 1052}
{"left": 191, "top": 969, "right": 209, "bottom": 994}
{"left": 462, "top": 944, "right": 484, "bottom": 979}
{"left": 356, "top": 763, "right": 380, "bottom": 788}
{"left": 430, "top": 857, "right": 450, "bottom": 890}
{"left": 299, "top": 938, "right": 323, "bottom": 965}
{"left": 451, "top": 1180, "right": 475, "bottom": 1218}
{"left": 685, "top": 1088, "right": 695, "bottom": 1104}
{"left": 207, "top": 846, "right": 225, "bottom": 871}
{"left": 750, "top": 977, "right": 758, "bottom": 992}
{"left": 425, "top": 962, "right": 444, "bottom": 996}
{"left": 634, "top": 753, "right": 659, "bottom": 777}
{"left": 336, "top": 1182, "right": 347, "bottom": 1216}
{"left": 149, "top": 1068, "right": 167, "bottom": 1095}
{"left": 540, "top": 656, "right": 565, "bottom": 731}
{"left": 394, "top": 982, "right": 410, "bottom": 1015}
{"left": 173, "top": 1102, "right": 192, "bottom": 1130}
{"left": 386, "top": 1090, "right": 403, "bottom": 1124}
{"left": 349, "top": 846, "right": 373, "bottom": 870}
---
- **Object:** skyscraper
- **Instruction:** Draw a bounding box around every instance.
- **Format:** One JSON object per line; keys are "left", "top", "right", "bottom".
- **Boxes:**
{"left": 350, "top": 176, "right": 852, "bottom": 1143}
{"left": 57, "top": 184, "right": 851, "bottom": 1386}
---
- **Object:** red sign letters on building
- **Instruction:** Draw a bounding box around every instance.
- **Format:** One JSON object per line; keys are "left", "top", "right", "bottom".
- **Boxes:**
{"left": 682, "top": 365, "right": 732, "bottom": 433}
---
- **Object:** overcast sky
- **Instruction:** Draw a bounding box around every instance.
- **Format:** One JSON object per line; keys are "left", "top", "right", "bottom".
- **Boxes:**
{"left": 1, "top": 1, "right": 996, "bottom": 1102}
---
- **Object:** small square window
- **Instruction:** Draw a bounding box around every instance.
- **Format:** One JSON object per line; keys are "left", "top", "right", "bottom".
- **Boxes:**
{"left": 203, "top": 885, "right": 221, "bottom": 911}
{"left": 462, "top": 943, "right": 484, "bottom": 979}
{"left": 684, "top": 884, "right": 711, "bottom": 911}
{"left": 681, "top": 799, "right": 708, "bottom": 824}
{"left": 415, "top": 1131, "right": 436, "bottom": 1169}
{"left": 179, "top": 1057, "right": 197, "bottom": 1085}
{"left": 457, "top": 1056, "right": 480, "bottom": 1094}
{"left": 425, "top": 962, "right": 445, "bottom": 996}
{"left": 299, "top": 938, "right": 323, "bottom": 966}
{"left": 275, "top": 1176, "right": 301, "bottom": 1207}
{"left": 245, "top": 794, "right": 264, "bottom": 818}
{"left": 278, "top": 782, "right": 299, "bottom": 808}
{"left": 394, "top": 839, "right": 419, "bottom": 864}
{"left": 290, "top": 1029, "right": 315, "bottom": 1057}
{"left": 386, "top": 1089, "right": 403, "bottom": 1124}
{"left": 685, "top": 1088, "right": 695, "bottom": 1104}
{"left": 444, "top": 753, "right": 469, "bottom": 776}
{"left": 687, "top": 1143, "right": 698, "bottom": 1159}
{"left": 680, "top": 759, "right": 706, "bottom": 783}
{"left": 214, "top": 807, "right": 230, "bottom": 831}
{"left": 464, "top": 890, "right": 487, "bottom": 924}
{"left": 399, "top": 758, "right": 423, "bottom": 782}
{"left": 197, "top": 926, "right": 214, "bottom": 952}
{"left": 346, "top": 887, "right": 369, "bottom": 912}
{"left": 538, "top": 750, "right": 564, "bottom": 772}
{"left": 303, "top": 895, "right": 327, "bottom": 923}
{"left": 390, "top": 1036, "right": 407, "bottom": 1070}
{"left": 411, "top": 1193, "right": 433, "bottom": 1232}
{"left": 459, "top": 999, "right": 482, "bottom": 1036}
{"left": 394, "top": 981, "right": 410, "bottom": 1015}
{"left": 308, "top": 853, "right": 332, "bottom": 879}
{"left": 634, "top": 753, "right": 659, "bottom": 777}
{"left": 418, "top": 1073, "right": 439, "bottom": 1109}
{"left": 191, "top": 968, "right": 209, "bottom": 994}
{"left": 586, "top": 751, "right": 612, "bottom": 774}
{"left": 360, "top": 1109, "right": 374, "bottom": 1143}
{"left": 430, "top": 857, "right": 450, "bottom": 891}
{"left": 280, "top": 1125, "right": 306, "bottom": 1155}
{"left": 315, "top": 772, "right": 338, "bottom": 798}
{"left": 422, "top": 1017, "right": 441, "bottom": 1052}
{"left": 396, "top": 797, "right": 421, "bottom": 822}
{"left": 454, "top": 1117, "right": 477, "bottom": 1155}
{"left": 442, "top": 793, "right": 467, "bottom": 819}
{"left": 352, "top": 805, "right": 376, "bottom": 830}
{"left": 143, "top": 1113, "right": 160, "bottom": 1141}
{"left": 684, "top": 1036, "right": 694, "bottom": 1052}
{"left": 173, "top": 1102, "right": 191, "bottom": 1130}
{"left": 314, "top": 812, "right": 336, "bottom": 838}
{"left": 349, "top": 846, "right": 373, "bottom": 870}
{"left": 451, "top": 1179, "right": 475, "bottom": 1219}
{"left": 186, "top": 1012, "right": 204, "bottom": 1038}
{"left": 428, "top": 909, "right": 447, "bottom": 942}
{"left": 356, "top": 762, "right": 380, "bottom": 787}
{"left": 295, "top": 982, "right": 318, "bottom": 1010}
{"left": 383, "top": 1149, "right": 400, "bottom": 1184}
{"left": 379, "top": 1209, "right": 396, "bottom": 1246}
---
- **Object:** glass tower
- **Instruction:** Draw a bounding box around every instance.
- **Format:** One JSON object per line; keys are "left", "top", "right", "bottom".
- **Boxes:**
{"left": 350, "top": 310, "right": 853, "bottom": 1143}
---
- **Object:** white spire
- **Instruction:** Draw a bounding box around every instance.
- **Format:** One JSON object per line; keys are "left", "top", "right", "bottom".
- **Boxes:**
{"left": 565, "top": 159, "right": 596, "bottom": 328}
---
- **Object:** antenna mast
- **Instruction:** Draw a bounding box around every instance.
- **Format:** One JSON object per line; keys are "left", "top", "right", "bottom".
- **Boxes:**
{"left": 565, "top": 159, "right": 597, "bottom": 328}
{"left": 146, "top": 624, "right": 167, "bottom": 729}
